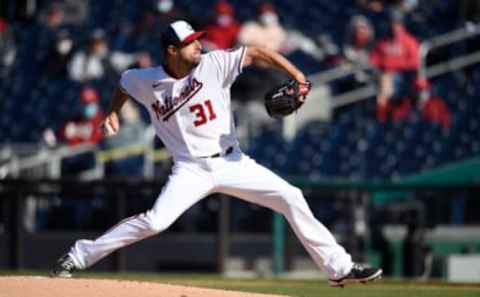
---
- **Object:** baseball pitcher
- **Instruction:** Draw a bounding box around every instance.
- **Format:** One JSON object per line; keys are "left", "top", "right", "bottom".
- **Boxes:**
{"left": 51, "top": 20, "right": 382, "bottom": 287}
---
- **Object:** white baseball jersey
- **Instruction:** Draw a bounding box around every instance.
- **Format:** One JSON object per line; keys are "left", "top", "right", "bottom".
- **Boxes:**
{"left": 120, "top": 47, "right": 247, "bottom": 160}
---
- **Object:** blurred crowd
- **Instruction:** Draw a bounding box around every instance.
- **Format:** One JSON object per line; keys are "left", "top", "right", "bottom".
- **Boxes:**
{"left": 3, "top": 0, "right": 478, "bottom": 151}
{"left": 340, "top": 0, "right": 454, "bottom": 127}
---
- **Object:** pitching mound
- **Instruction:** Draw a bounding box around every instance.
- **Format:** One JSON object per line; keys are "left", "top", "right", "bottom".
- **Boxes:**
{"left": 0, "top": 276, "right": 286, "bottom": 297}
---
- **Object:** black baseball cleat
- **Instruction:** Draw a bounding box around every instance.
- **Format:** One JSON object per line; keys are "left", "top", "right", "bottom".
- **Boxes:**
{"left": 328, "top": 263, "right": 383, "bottom": 287}
{"left": 50, "top": 254, "right": 77, "bottom": 278}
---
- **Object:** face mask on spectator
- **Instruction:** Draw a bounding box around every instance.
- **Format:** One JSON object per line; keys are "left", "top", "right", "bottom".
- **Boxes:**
{"left": 83, "top": 103, "right": 98, "bottom": 119}
{"left": 157, "top": 0, "right": 173, "bottom": 13}
{"left": 57, "top": 39, "right": 73, "bottom": 54}
{"left": 419, "top": 90, "right": 430, "bottom": 102}
{"left": 217, "top": 14, "right": 233, "bottom": 27}
{"left": 259, "top": 12, "right": 278, "bottom": 26}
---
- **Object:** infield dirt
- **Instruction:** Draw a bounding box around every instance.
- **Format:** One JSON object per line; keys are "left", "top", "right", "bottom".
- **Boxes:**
{"left": 0, "top": 276, "right": 287, "bottom": 297}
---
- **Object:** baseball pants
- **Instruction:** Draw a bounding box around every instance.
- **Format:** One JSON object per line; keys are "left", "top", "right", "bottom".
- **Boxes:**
{"left": 68, "top": 148, "right": 353, "bottom": 279}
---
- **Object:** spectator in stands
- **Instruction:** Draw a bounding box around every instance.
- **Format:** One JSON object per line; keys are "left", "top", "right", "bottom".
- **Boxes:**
{"left": 386, "top": 77, "right": 452, "bottom": 126}
{"left": 343, "top": 15, "right": 376, "bottom": 85}
{"left": 237, "top": 2, "right": 328, "bottom": 71}
{"left": 369, "top": 9, "right": 420, "bottom": 122}
{"left": 45, "top": 29, "right": 75, "bottom": 79}
{"left": 135, "top": 0, "right": 189, "bottom": 46}
{"left": 36, "top": 2, "right": 71, "bottom": 40}
{"left": 233, "top": 3, "right": 292, "bottom": 104}
{"left": 415, "top": 78, "right": 452, "bottom": 130}
{"left": 42, "top": 87, "right": 105, "bottom": 178}
{"left": 59, "top": 86, "right": 104, "bottom": 146}
{"left": 34, "top": 3, "right": 66, "bottom": 48}
{"left": 131, "top": 52, "right": 154, "bottom": 69}
{"left": 68, "top": 29, "right": 109, "bottom": 81}
{"left": 38, "top": 0, "right": 89, "bottom": 27}
{"left": 202, "top": 1, "right": 241, "bottom": 50}
{"left": 358, "top": 0, "right": 417, "bottom": 13}
{"left": 68, "top": 29, "right": 135, "bottom": 82}
{"left": 345, "top": 15, "right": 375, "bottom": 68}
{"left": 0, "top": 18, "right": 16, "bottom": 79}
{"left": 47, "top": 4, "right": 64, "bottom": 28}
{"left": 59, "top": 0, "right": 89, "bottom": 26}
{"left": 102, "top": 101, "right": 148, "bottom": 177}
{"left": 32, "top": 3, "right": 71, "bottom": 66}
{"left": 238, "top": 2, "right": 287, "bottom": 53}
{"left": 151, "top": 0, "right": 189, "bottom": 26}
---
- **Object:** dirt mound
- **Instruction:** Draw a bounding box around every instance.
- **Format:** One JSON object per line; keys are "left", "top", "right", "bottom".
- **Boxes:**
{"left": 0, "top": 276, "right": 286, "bottom": 297}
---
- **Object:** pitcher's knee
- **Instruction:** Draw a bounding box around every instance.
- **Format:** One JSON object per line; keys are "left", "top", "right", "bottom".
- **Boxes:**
{"left": 284, "top": 186, "right": 304, "bottom": 201}
{"left": 289, "top": 186, "right": 314, "bottom": 213}
{"left": 279, "top": 186, "right": 306, "bottom": 209}
{"left": 145, "top": 210, "right": 170, "bottom": 234}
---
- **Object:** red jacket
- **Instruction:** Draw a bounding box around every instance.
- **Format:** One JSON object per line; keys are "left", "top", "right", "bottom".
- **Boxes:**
{"left": 204, "top": 21, "right": 241, "bottom": 49}
{"left": 370, "top": 25, "right": 420, "bottom": 73}
{"left": 60, "top": 112, "right": 104, "bottom": 146}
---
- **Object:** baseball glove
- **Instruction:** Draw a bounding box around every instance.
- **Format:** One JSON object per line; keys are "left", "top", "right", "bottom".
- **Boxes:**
{"left": 264, "top": 79, "right": 312, "bottom": 118}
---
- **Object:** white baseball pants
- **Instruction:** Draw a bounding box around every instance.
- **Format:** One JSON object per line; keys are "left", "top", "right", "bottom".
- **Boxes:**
{"left": 68, "top": 149, "right": 353, "bottom": 279}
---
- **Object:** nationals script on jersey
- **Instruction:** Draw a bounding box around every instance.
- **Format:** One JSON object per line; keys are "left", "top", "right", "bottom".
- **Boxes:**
{"left": 120, "top": 47, "right": 247, "bottom": 160}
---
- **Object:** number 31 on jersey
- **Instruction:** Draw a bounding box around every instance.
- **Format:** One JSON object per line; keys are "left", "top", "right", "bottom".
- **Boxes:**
{"left": 189, "top": 99, "right": 217, "bottom": 127}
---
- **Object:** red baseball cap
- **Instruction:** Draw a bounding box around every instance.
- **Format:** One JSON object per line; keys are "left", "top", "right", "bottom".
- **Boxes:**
{"left": 80, "top": 87, "right": 99, "bottom": 104}
{"left": 215, "top": 1, "right": 234, "bottom": 16}
{"left": 161, "top": 20, "right": 206, "bottom": 48}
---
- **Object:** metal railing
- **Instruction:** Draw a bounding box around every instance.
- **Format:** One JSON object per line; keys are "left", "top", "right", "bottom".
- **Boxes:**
{"left": 0, "top": 143, "right": 97, "bottom": 179}
{"left": 419, "top": 22, "right": 480, "bottom": 78}
{"left": 0, "top": 126, "right": 165, "bottom": 180}
{"left": 309, "top": 22, "right": 480, "bottom": 109}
